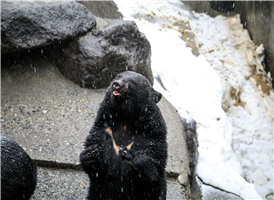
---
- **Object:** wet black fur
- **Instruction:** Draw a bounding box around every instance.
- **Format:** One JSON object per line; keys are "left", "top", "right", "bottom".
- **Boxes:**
{"left": 80, "top": 71, "right": 167, "bottom": 200}
{"left": 1, "top": 136, "right": 37, "bottom": 200}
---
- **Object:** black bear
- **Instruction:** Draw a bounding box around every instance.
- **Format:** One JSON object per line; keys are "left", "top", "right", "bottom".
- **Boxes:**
{"left": 80, "top": 71, "right": 167, "bottom": 200}
{"left": 1, "top": 136, "right": 37, "bottom": 200}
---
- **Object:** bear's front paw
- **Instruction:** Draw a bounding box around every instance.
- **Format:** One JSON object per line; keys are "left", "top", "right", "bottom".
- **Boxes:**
{"left": 80, "top": 147, "right": 99, "bottom": 165}
{"left": 119, "top": 147, "right": 138, "bottom": 170}
{"left": 119, "top": 147, "right": 134, "bottom": 161}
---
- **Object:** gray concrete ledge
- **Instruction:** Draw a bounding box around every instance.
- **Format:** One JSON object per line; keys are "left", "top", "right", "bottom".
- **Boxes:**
{"left": 30, "top": 167, "right": 189, "bottom": 200}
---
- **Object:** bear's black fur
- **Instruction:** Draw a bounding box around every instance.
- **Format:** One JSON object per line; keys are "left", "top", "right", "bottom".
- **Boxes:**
{"left": 80, "top": 71, "right": 167, "bottom": 200}
{"left": 1, "top": 136, "right": 37, "bottom": 200}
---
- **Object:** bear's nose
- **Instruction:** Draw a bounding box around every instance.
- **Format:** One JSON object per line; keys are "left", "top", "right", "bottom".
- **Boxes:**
{"left": 112, "top": 80, "right": 123, "bottom": 90}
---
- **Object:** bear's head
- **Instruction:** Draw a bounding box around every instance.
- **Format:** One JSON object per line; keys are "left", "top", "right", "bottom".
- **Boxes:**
{"left": 109, "top": 71, "right": 162, "bottom": 114}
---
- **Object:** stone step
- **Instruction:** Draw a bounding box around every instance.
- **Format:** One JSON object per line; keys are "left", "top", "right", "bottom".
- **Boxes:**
{"left": 30, "top": 167, "right": 189, "bottom": 200}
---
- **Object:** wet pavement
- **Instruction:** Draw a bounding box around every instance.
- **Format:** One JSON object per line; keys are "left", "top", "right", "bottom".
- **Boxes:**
{"left": 1, "top": 56, "right": 190, "bottom": 199}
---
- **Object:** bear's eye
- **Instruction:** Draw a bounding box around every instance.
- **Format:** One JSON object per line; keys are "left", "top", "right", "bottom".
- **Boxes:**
{"left": 130, "top": 80, "right": 138, "bottom": 87}
{"left": 115, "top": 75, "right": 122, "bottom": 80}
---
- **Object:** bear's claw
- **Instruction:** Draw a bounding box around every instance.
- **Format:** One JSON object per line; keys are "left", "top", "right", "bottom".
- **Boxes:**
{"left": 80, "top": 148, "right": 99, "bottom": 165}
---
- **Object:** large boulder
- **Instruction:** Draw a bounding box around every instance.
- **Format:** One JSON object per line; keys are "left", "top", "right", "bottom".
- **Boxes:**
{"left": 1, "top": 1, "right": 96, "bottom": 56}
{"left": 54, "top": 17, "right": 153, "bottom": 89}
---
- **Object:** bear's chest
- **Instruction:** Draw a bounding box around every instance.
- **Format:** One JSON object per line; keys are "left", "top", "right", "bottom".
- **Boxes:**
{"left": 112, "top": 122, "right": 141, "bottom": 149}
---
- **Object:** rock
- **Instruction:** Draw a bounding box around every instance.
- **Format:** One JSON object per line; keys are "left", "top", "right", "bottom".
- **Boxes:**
{"left": 178, "top": 172, "right": 188, "bottom": 186}
{"left": 55, "top": 17, "right": 153, "bottom": 89}
{"left": 182, "top": 118, "right": 198, "bottom": 183}
{"left": 1, "top": 1, "right": 96, "bottom": 56}
{"left": 77, "top": 1, "right": 123, "bottom": 19}
{"left": 182, "top": 118, "right": 202, "bottom": 199}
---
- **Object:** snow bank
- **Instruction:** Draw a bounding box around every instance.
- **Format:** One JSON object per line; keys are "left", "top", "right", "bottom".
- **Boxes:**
{"left": 189, "top": 12, "right": 273, "bottom": 198}
{"left": 115, "top": 1, "right": 273, "bottom": 199}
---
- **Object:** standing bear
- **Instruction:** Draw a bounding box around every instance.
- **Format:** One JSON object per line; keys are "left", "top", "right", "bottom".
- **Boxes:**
{"left": 80, "top": 71, "right": 167, "bottom": 200}
{"left": 1, "top": 136, "right": 37, "bottom": 200}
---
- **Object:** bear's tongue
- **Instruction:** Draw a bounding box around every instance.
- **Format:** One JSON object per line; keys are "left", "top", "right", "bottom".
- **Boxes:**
{"left": 113, "top": 91, "right": 121, "bottom": 96}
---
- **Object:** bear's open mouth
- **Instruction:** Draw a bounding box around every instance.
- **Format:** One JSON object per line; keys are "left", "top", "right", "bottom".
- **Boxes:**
{"left": 113, "top": 90, "right": 121, "bottom": 96}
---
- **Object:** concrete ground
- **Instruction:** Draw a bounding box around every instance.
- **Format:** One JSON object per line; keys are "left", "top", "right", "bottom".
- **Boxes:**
{"left": 1, "top": 55, "right": 190, "bottom": 199}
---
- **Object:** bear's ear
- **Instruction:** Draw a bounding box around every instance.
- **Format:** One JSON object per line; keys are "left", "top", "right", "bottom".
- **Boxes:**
{"left": 149, "top": 88, "right": 162, "bottom": 103}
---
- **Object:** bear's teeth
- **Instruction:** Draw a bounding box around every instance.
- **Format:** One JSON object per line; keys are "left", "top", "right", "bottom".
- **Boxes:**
{"left": 113, "top": 91, "right": 121, "bottom": 96}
